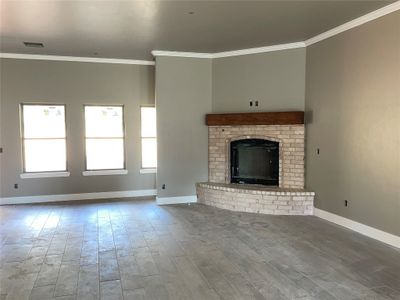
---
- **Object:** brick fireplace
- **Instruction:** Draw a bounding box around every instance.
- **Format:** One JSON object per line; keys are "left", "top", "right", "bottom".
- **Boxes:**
{"left": 196, "top": 112, "right": 315, "bottom": 215}
{"left": 208, "top": 124, "right": 305, "bottom": 188}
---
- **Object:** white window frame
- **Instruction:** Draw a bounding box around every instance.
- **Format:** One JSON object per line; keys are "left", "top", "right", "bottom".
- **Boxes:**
{"left": 20, "top": 103, "right": 69, "bottom": 178}
{"left": 83, "top": 104, "right": 127, "bottom": 175}
{"left": 140, "top": 105, "right": 157, "bottom": 174}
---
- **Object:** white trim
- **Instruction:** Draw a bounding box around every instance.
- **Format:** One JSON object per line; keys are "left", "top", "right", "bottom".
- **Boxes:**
{"left": 0, "top": 53, "right": 155, "bottom": 65}
{"left": 82, "top": 169, "right": 128, "bottom": 176}
{"left": 151, "top": 50, "right": 213, "bottom": 59}
{"left": 156, "top": 195, "right": 197, "bottom": 205}
{"left": 151, "top": 43, "right": 305, "bottom": 59}
{"left": 211, "top": 42, "right": 306, "bottom": 58}
{"left": 0, "top": 189, "right": 157, "bottom": 205}
{"left": 314, "top": 208, "right": 400, "bottom": 249}
{"left": 305, "top": 1, "right": 400, "bottom": 46}
{"left": 140, "top": 168, "right": 157, "bottom": 174}
{"left": 20, "top": 171, "right": 70, "bottom": 179}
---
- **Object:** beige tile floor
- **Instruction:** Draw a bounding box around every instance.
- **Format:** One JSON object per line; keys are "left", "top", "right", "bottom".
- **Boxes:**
{"left": 0, "top": 198, "right": 399, "bottom": 300}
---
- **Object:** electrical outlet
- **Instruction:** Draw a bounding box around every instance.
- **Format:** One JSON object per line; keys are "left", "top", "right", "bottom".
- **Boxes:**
{"left": 317, "top": 148, "right": 320, "bottom": 155}
{"left": 14, "top": 183, "right": 18, "bottom": 189}
{"left": 345, "top": 200, "right": 348, "bottom": 207}
{"left": 162, "top": 184, "right": 166, "bottom": 190}
{"left": 255, "top": 100, "right": 259, "bottom": 107}
{"left": 249, "top": 101, "right": 253, "bottom": 107}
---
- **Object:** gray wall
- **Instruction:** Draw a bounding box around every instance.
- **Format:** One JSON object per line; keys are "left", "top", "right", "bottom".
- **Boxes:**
{"left": 212, "top": 48, "right": 306, "bottom": 113}
{"left": 305, "top": 11, "right": 400, "bottom": 235}
{"left": 155, "top": 56, "right": 212, "bottom": 198}
{"left": 0, "top": 58, "right": 156, "bottom": 197}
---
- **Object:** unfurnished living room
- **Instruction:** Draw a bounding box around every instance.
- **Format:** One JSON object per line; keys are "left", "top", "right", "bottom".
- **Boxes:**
{"left": 0, "top": 0, "right": 399, "bottom": 299}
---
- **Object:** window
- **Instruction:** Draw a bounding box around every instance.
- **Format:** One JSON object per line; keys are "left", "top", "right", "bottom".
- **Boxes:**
{"left": 21, "top": 104, "right": 67, "bottom": 173}
{"left": 84, "top": 105, "right": 125, "bottom": 171}
{"left": 141, "top": 106, "right": 157, "bottom": 169}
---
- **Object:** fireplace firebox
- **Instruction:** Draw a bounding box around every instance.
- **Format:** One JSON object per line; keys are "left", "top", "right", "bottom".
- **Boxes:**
{"left": 230, "top": 139, "right": 279, "bottom": 186}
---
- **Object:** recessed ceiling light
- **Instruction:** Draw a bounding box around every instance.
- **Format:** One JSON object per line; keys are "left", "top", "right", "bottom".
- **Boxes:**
{"left": 23, "top": 42, "right": 44, "bottom": 48}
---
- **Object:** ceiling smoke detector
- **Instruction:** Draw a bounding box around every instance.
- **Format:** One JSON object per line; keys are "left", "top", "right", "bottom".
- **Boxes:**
{"left": 23, "top": 42, "right": 44, "bottom": 48}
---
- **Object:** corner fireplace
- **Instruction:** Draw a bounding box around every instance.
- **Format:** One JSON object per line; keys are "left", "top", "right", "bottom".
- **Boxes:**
{"left": 230, "top": 139, "right": 279, "bottom": 186}
{"left": 200, "top": 112, "right": 313, "bottom": 215}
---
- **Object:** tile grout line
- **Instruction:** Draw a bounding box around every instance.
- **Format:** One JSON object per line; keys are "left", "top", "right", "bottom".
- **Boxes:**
{"left": 28, "top": 208, "right": 55, "bottom": 299}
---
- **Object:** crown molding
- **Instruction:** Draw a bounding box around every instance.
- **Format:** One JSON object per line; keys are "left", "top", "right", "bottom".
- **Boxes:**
{"left": 211, "top": 42, "right": 306, "bottom": 58}
{"left": 152, "top": 42, "right": 305, "bottom": 59}
{"left": 305, "top": 1, "right": 400, "bottom": 46}
{"left": 0, "top": 53, "right": 155, "bottom": 65}
{"left": 151, "top": 50, "right": 213, "bottom": 59}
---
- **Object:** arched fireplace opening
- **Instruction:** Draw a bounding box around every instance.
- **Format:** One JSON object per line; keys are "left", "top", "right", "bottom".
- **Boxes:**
{"left": 230, "top": 139, "right": 279, "bottom": 186}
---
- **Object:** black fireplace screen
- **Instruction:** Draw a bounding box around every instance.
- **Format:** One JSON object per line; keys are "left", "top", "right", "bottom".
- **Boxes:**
{"left": 230, "top": 139, "right": 279, "bottom": 186}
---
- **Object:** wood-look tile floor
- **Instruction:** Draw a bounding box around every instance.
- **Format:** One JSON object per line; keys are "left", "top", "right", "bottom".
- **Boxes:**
{"left": 1, "top": 198, "right": 399, "bottom": 300}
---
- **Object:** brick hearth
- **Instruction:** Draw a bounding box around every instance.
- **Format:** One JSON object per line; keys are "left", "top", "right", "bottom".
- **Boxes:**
{"left": 197, "top": 182, "right": 314, "bottom": 215}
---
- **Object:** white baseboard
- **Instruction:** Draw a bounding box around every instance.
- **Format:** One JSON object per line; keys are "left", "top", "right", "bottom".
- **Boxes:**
{"left": 0, "top": 189, "right": 157, "bottom": 205}
{"left": 156, "top": 195, "right": 197, "bottom": 205}
{"left": 314, "top": 208, "right": 400, "bottom": 249}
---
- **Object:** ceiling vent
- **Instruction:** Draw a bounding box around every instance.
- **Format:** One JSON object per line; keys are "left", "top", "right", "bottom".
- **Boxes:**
{"left": 23, "top": 42, "right": 44, "bottom": 48}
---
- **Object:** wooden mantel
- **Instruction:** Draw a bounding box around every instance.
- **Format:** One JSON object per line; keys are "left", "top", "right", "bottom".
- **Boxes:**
{"left": 206, "top": 111, "right": 304, "bottom": 126}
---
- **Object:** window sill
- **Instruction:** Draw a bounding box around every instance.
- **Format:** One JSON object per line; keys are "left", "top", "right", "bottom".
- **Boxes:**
{"left": 140, "top": 168, "right": 157, "bottom": 174}
{"left": 20, "top": 172, "right": 70, "bottom": 179}
{"left": 82, "top": 170, "right": 128, "bottom": 176}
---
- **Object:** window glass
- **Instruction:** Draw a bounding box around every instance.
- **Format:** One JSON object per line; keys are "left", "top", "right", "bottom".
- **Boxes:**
{"left": 85, "top": 106, "right": 124, "bottom": 138}
{"left": 141, "top": 107, "right": 157, "bottom": 169}
{"left": 23, "top": 105, "right": 66, "bottom": 138}
{"left": 85, "top": 139, "right": 124, "bottom": 170}
{"left": 24, "top": 139, "right": 66, "bottom": 172}
{"left": 21, "top": 104, "right": 67, "bottom": 173}
{"left": 141, "top": 107, "right": 157, "bottom": 137}
{"left": 84, "top": 105, "right": 125, "bottom": 170}
{"left": 141, "top": 138, "right": 157, "bottom": 168}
